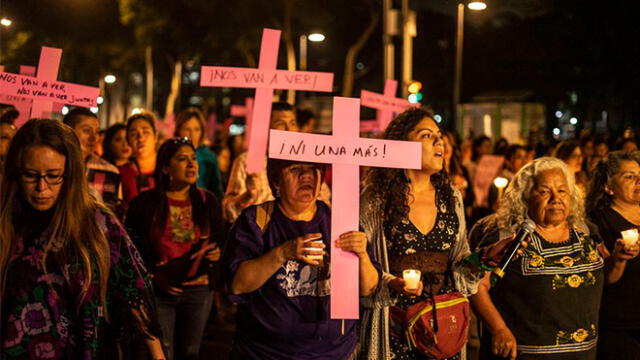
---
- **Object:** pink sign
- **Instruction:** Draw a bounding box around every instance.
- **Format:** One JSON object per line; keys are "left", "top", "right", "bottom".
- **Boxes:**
{"left": 268, "top": 97, "right": 422, "bottom": 319}
{"left": 473, "top": 155, "right": 505, "bottom": 207}
{"left": 360, "top": 80, "right": 414, "bottom": 132}
{"left": 200, "top": 28, "right": 334, "bottom": 173}
{"left": 231, "top": 97, "right": 254, "bottom": 149}
{"left": 0, "top": 47, "right": 99, "bottom": 122}
{"left": 359, "top": 119, "right": 379, "bottom": 133}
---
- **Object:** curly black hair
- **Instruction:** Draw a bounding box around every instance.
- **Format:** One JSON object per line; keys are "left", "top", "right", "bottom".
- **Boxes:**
{"left": 586, "top": 150, "right": 640, "bottom": 217}
{"left": 365, "top": 107, "right": 455, "bottom": 231}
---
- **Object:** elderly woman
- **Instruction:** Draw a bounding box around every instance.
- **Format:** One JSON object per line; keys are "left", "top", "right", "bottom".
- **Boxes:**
{"left": 586, "top": 151, "right": 640, "bottom": 360}
{"left": 470, "top": 157, "right": 604, "bottom": 360}
{"left": 222, "top": 159, "right": 380, "bottom": 359}
{"left": 360, "top": 108, "right": 480, "bottom": 360}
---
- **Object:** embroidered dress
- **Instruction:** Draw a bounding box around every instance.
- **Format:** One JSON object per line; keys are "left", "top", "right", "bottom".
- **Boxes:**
{"left": 385, "top": 196, "right": 461, "bottom": 360}
{"left": 480, "top": 228, "right": 604, "bottom": 360}
{"left": 1, "top": 207, "right": 158, "bottom": 360}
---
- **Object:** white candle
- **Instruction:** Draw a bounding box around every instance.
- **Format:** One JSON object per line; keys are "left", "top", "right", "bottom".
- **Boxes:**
{"left": 304, "top": 239, "right": 324, "bottom": 261}
{"left": 493, "top": 176, "right": 509, "bottom": 190}
{"left": 403, "top": 269, "right": 421, "bottom": 290}
{"left": 621, "top": 229, "right": 639, "bottom": 247}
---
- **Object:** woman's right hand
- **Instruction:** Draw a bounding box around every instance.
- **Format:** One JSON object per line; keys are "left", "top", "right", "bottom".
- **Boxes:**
{"left": 491, "top": 327, "right": 518, "bottom": 360}
{"left": 388, "top": 277, "right": 424, "bottom": 297}
{"left": 278, "top": 233, "right": 325, "bottom": 266}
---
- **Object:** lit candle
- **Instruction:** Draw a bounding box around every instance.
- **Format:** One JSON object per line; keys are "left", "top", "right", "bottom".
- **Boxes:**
{"left": 304, "top": 239, "right": 324, "bottom": 261}
{"left": 494, "top": 176, "right": 509, "bottom": 202}
{"left": 403, "top": 269, "right": 421, "bottom": 290}
{"left": 621, "top": 229, "right": 639, "bottom": 248}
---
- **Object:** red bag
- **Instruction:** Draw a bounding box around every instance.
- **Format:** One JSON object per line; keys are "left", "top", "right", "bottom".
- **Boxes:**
{"left": 403, "top": 292, "right": 470, "bottom": 359}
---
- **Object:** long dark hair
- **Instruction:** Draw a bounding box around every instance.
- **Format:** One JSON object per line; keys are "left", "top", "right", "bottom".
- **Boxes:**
{"left": 0, "top": 119, "right": 110, "bottom": 314}
{"left": 366, "top": 108, "right": 455, "bottom": 230}
{"left": 586, "top": 150, "right": 640, "bottom": 217}
{"left": 102, "top": 123, "right": 127, "bottom": 165}
{"left": 150, "top": 138, "right": 210, "bottom": 240}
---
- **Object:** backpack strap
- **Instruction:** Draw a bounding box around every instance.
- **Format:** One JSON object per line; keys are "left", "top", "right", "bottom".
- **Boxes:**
{"left": 255, "top": 201, "right": 276, "bottom": 233}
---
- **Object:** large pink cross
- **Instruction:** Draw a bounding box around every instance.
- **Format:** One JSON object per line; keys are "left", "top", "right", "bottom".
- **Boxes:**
{"left": 200, "top": 28, "right": 334, "bottom": 173}
{"left": 360, "top": 79, "right": 414, "bottom": 132}
{"left": 230, "top": 97, "right": 254, "bottom": 149}
{"left": 0, "top": 46, "right": 99, "bottom": 122}
{"left": 269, "top": 97, "right": 422, "bottom": 319}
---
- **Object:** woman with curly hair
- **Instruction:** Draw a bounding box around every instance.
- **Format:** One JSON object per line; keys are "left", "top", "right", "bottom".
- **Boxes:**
{"left": 586, "top": 151, "right": 640, "bottom": 360}
{"left": 359, "top": 108, "right": 481, "bottom": 360}
{"left": 469, "top": 157, "right": 605, "bottom": 360}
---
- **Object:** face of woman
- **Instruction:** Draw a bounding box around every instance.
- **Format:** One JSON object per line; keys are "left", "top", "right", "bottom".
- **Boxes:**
{"left": 278, "top": 164, "right": 320, "bottom": 205}
{"left": 564, "top": 147, "right": 583, "bottom": 174}
{"left": 127, "top": 119, "right": 156, "bottom": 159}
{"left": 408, "top": 117, "right": 444, "bottom": 173}
{"left": 528, "top": 168, "right": 571, "bottom": 227}
{"left": 177, "top": 117, "right": 203, "bottom": 148}
{"left": 164, "top": 145, "right": 198, "bottom": 187}
{"left": 110, "top": 129, "right": 132, "bottom": 162}
{"left": 20, "top": 145, "right": 66, "bottom": 211}
{"left": 217, "top": 148, "right": 231, "bottom": 173}
{"left": 609, "top": 160, "right": 640, "bottom": 206}
{"left": 73, "top": 115, "right": 99, "bottom": 159}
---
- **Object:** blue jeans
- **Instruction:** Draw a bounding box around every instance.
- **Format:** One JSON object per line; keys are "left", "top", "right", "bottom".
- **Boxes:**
{"left": 156, "top": 285, "right": 214, "bottom": 360}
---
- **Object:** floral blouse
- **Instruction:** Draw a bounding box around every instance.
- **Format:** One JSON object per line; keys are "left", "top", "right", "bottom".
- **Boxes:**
{"left": 2, "top": 208, "right": 158, "bottom": 360}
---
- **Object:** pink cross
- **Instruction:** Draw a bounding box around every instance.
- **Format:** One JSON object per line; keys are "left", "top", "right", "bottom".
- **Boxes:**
{"left": 269, "top": 97, "right": 422, "bottom": 319}
{"left": 230, "top": 97, "right": 254, "bottom": 149}
{"left": 0, "top": 47, "right": 99, "bottom": 122}
{"left": 200, "top": 28, "right": 334, "bottom": 173}
{"left": 360, "top": 79, "right": 414, "bottom": 132}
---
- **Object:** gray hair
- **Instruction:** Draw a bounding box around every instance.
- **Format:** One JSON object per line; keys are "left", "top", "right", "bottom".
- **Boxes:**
{"left": 494, "top": 157, "right": 585, "bottom": 232}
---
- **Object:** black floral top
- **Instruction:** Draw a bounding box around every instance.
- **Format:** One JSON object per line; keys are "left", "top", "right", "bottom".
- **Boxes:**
{"left": 1, "top": 207, "right": 159, "bottom": 360}
{"left": 385, "top": 196, "right": 460, "bottom": 360}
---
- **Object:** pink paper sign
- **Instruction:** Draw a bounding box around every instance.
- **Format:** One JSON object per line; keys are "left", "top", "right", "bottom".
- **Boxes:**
{"left": 0, "top": 72, "right": 99, "bottom": 107}
{"left": 0, "top": 65, "right": 46, "bottom": 127}
{"left": 199, "top": 28, "right": 334, "bottom": 173}
{"left": 268, "top": 97, "right": 422, "bottom": 319}
{"left": 360, "top": 80, "right": 414, "bottom": 132}
{"left": 473, "top": 154, "right": 505, "bottom": 207}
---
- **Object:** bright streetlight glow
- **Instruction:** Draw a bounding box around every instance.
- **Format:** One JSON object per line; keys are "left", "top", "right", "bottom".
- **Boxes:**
{"left": 569, "top": 117, "right": 578, "bottom": 125}
{"left": 308, "top": 33, "right": 325, "bottom": 42}
{"left": 90, "top": 107, "right": 99, "bottom": 114}
{"left": 468, "top": 1, "right": 487, "bottom": 11}
{"left": 408, "top": 94, "right": 419, "bottom": 104}
{"left": 96, "top": 96, "right": 104, "bottom": 105}
{"left": 555, "top": 111, "right": 563, "bottom": 118}
{"left": 434, "top": 114, "right": 443, "bottom": 123}
{"left": 61, "top": 106, "right": 69, "bottom": 115}
{"left": 553, "top": 128, "right": 561, "bottom": 136}
{"left": 131, "top": 107, "right": 142, "bottom": 115}
{"left": 104, "top": 75, "right": 116, "bottom": 84}
{"left": 0, "top": 18, "right": 12, "bottom": 27}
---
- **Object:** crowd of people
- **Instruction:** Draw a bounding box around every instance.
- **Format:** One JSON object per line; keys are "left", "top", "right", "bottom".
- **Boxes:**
{"left": 0, "top": 103, "right": 638, "bottom": 360}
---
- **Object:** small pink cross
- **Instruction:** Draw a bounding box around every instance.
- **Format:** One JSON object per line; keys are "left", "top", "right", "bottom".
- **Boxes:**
{"left": 360, "top": 79, "right": 414, "bottom": 132}
{"left": 200, "top": 28, "right": 334, "bottom": 173}
{"left": 230, "top": 97, "right": 254, "bottom": 149}
{"left": 269, "top": 97, "right": 422, "bottom": 319}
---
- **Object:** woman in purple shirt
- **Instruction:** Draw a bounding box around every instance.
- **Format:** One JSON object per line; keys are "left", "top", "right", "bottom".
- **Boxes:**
{"left": 222, "top": 159, "right": 381, "bottom": 360}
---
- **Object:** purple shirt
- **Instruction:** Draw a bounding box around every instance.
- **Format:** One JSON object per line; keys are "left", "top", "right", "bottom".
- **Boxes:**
{"left": 223, "top": 201, "right": 380, "bottom": 360}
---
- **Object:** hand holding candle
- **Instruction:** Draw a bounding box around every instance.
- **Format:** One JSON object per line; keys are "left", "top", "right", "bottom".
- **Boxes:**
{"left": 403, "top": 269, "right": 421, "bottom": 290}
{"left": 621, "top": 229, "right": 639, "bottom": 249}
{"left": 304, "top": 239, "right": 325, "bottom": 261}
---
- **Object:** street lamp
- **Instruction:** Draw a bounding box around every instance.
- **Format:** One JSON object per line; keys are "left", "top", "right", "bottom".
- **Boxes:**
{"left": 104, "top": 74, "right": 116, "bottom": 84}
{"left": 299, "top": 32, "right": 325, "bottom": 71}
{"left": 0, "top": 18, "right": 11, "bottom": 27}
{"left": 454, "top": 1, "right": 486, "bottom": 130}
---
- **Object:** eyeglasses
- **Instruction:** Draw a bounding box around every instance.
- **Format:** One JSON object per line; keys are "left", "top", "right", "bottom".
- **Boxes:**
{"left": 20, "top": 171, "right": 65, "bottom": 185}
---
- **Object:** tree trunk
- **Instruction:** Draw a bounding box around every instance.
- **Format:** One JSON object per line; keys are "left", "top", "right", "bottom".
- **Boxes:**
{"left": 342, "top": 9, "right": 380, "bottom": 97}
{"left": 164, "top": 59, "right": 182, "bottom": 121}
{"left": 283, "top": 0, "right": 297, "bottom": 104}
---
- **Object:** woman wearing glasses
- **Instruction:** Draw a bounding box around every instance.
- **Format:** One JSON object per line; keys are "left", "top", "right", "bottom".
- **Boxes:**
{"left": 0, "top": 119, "right": 164, "bottom": 359}
{"left": 125, "top": 137, "right": 224, "bottom": 360}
